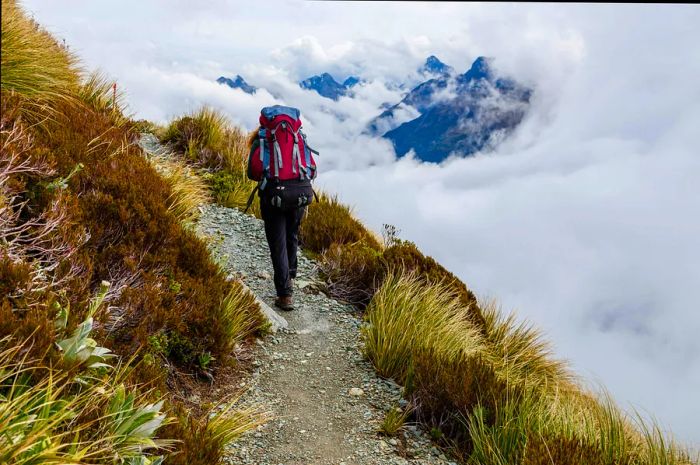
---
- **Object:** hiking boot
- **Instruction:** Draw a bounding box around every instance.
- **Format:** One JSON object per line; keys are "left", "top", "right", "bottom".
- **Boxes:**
{"left": 274, "top": 295, "right": 294, "bottom": 311}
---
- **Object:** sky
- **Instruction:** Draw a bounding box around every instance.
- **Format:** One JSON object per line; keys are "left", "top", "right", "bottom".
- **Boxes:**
{"left": 20, "top": 0, "right": 700, "bottom": 446}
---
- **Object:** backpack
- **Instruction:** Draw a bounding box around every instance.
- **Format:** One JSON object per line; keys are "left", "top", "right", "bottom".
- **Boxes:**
{"left": 245, "top": 105, "right": 318, "bottom": 212}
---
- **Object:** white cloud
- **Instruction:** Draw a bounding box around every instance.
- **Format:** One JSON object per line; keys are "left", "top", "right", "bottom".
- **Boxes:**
{"left": 20, "top": 0, "right": 700, "bottom": 447}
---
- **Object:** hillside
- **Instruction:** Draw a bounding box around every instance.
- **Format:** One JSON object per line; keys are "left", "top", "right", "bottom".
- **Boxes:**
{"left": 2, "top": 2, "right": 698, "bottom": 464}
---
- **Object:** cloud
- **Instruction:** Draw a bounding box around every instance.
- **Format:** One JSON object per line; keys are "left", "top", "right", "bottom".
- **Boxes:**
{"left": 20, "top": 0, "right": 700, "bottom": 446}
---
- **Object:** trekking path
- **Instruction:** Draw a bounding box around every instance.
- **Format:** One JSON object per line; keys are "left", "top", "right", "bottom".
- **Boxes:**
{"left": 197, "top": 205, "right": 455, "bottom": 465}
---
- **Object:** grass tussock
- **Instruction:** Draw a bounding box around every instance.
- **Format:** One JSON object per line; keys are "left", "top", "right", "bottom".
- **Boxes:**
{"left": 163, "top": 397, "right": 269, "bottom": 465}
{"left": 379, "top": 404, "right": 414, "bottom": 437}
{"left": 318, "top": 229, "right": 485, "bottom": 329}
{"left": 0, "top": 0, "right": 79, "bottom": 103}
{"left": 299, "top": 192, "right": 382, "bottom": 255}
{"left": 160, "top": 107, "right": 261, "bottom": 216}
{"left": 161, "top": 106, "right": 249, "bottom": 172}
{"left": 362, "top": 271, "right": 484, "bottom": 381}
{"left": 362, "top": 269, "right": 698, "bottom": 464}
{"left": 149, "top": 154, "right": 211, "bottom": 224}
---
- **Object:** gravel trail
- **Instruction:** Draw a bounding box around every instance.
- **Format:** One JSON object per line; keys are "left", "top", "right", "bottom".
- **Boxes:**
{"left": 197, "top": 204, "right": 454, "bottom": 465}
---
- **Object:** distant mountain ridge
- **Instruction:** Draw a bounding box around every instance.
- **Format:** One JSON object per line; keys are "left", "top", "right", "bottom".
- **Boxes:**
{"left": 370, "top": 56, "right": 531, "bottom": 163}
{"left": 299, "top": 72, "right": 360, "bottom": 100}
{"left": 215, "top": 55, "right": 531, "bottom": 163}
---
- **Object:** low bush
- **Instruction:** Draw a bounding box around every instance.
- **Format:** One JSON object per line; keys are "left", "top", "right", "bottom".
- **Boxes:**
{"left": 318, "top": 239, "right": 384, "bottom": 307}
{"left": 299, "top": 192, "right": 382, "bottom": 255}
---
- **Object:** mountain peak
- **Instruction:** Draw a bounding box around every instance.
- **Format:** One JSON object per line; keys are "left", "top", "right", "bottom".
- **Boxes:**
{"left": 300, "top": 73, "right": 349, "bottom": 100}
{"left": 343, "top": 76, "right": 360, "bottom": 88}
{"left": 463, "top": 56, "right": 493, "bottom": 81}
{"left": 420, "top": 55, "right": 454, "bottom": 76}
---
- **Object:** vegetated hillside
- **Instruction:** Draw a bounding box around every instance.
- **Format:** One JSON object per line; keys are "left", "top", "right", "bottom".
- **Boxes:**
{"left": 1, "top": 2, "right": 266, "bottom": 463}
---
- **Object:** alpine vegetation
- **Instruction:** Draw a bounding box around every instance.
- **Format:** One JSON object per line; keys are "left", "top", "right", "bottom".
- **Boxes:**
{"left": 1, "top": 2, "right": 266, "bottom": 463}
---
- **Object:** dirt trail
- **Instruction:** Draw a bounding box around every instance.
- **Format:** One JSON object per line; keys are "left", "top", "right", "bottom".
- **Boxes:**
{"left": 197, "top": 204, "right": 454, "bottom": 465}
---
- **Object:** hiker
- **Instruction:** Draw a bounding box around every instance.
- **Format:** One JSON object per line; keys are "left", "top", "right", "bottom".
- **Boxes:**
{"left": 246, "top": 105, "right": 318, "bottom": 311}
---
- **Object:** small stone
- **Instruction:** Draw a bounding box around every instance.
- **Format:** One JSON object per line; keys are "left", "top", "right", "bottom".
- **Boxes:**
{"left": 349, "top": 387, "right": 364, "bottom": 397}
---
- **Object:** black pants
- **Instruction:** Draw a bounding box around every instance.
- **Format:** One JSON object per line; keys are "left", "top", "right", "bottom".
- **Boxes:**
{"left": 260, "top": 202, "right": 306, "bottom": 297}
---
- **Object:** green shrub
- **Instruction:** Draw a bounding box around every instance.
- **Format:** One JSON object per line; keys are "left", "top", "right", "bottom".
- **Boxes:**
{"left": 208, "top": 169, "right": 260, "bottom": 218}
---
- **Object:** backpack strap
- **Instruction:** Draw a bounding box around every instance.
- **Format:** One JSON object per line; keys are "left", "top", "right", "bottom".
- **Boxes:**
{"left": 244, "top": 184, "right": 259, "bottom": 213}
{"left": 292, "top": 130, "right": 302, "bottom": 177}
{"left": 259, "top": 127, "right": 270, "bottom": 175}
{"left": 300, "top": 130, "right": 316, "bottom": 179}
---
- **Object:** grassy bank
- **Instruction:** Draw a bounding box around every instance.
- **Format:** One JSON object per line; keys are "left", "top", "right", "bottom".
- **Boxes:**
{"left": 1, "top": 1, "right": 267, "bottom": 462}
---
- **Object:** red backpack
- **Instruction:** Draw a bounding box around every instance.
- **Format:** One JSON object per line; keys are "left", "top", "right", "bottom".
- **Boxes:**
{"left": 246, "top": 105, "right": 318, "bottom": 212}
